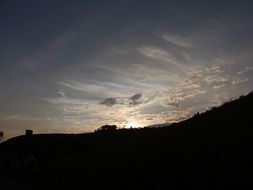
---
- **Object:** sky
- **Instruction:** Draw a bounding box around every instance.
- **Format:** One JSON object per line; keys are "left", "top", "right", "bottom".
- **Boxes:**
{"left": 1, "top": 0, "right": 253, "bottom": 140}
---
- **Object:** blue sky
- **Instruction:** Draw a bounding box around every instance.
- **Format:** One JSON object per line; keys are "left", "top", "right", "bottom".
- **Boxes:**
{"left": 1, "top": 0, "right": 253, "bottom": 139}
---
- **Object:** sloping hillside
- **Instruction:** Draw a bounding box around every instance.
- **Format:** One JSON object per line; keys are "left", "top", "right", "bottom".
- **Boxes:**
{"left": 1, "top": 92, "right": 253, "bottom": 189}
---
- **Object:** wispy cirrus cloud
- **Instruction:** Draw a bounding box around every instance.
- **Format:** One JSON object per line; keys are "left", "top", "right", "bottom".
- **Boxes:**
{"left": 237, "top": 66, "right": 253, "bottom": 75}
{"left": 45, "top": 41, "right": 251, "bottom": 132}
{"left": 160, "top": 64, "right": 233, "bottom": 110}
{"left": 45, "top": 91, "right": 87, "bottom": 106}
{"left": 164, "top": 88, "right": 207, "bottom": 107}
{"left": 0, "top": 114, "right": 41, "bottom": 121}
{"left": 21, "top": 31, "right": 76, "bottom": 71}
{"left": 138, "top": 46, "right": 184, "bottom": 70}
{"left": 212, "top": 84, "right": 226, "bottom": 89}
{"left": 162, "top": 34, "right": 192, "bottom": 49}
{"left": 203, "top": 75, "right": 229, "bottom": 84}
{"left": 58, "top": 80, "right": 134, "bottom": 98}
{"left": 232, "top": 78, "right": 248, "bottom": 85}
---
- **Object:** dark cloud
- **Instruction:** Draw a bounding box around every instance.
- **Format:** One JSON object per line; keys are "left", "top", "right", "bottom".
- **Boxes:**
{"left": 167, "top": 102, "right": 179, "bottom": 107}
{"left": 100, "top": 93, "right": 144, "bottom": 107}
{"left": 100, "top": 98, "right": 117, "bottom": 107}
{"left": 129, "top": 93, "right": 142, "bottom": 106}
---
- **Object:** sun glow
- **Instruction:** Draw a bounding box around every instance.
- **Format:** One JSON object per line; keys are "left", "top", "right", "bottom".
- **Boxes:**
{"left": 125, "top": 121, "right": 140, "bottom": 129}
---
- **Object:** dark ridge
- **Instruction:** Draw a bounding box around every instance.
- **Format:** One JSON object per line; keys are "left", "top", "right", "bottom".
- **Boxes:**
{"left": 0, "top": 91, "right": 253, "bottom": 189}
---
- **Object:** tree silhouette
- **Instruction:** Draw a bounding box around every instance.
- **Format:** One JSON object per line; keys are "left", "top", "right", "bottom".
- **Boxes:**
{"left": 95, "top": 125, "right": 117, "bottom": 132}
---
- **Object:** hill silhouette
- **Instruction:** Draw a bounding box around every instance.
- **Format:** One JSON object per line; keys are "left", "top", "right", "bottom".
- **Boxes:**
{"left": 1, "top": 92, "right": 253, "bottom": 189}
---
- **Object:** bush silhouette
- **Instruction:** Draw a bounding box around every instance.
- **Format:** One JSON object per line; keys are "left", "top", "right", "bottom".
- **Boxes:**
{"left": 95, "top": 125, "right": 118, "bottom": 132}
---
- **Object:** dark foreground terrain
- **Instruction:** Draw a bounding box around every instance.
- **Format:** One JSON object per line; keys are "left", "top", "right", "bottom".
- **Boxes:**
{"left": 1, "top": 92, "right": 253, "bottom": 189}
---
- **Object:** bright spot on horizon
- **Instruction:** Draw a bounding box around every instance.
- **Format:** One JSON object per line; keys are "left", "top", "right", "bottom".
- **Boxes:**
{"left": 125, "top": 121, "right": 141, "bottom": 129}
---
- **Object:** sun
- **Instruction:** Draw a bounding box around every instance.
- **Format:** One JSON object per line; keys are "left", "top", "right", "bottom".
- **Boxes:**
{"left": 125, "top": 121, "right": 140, "bottom": 129}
